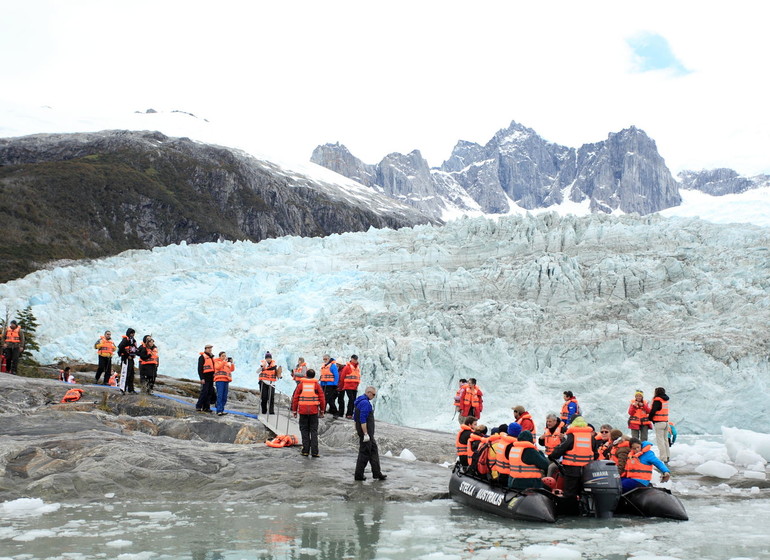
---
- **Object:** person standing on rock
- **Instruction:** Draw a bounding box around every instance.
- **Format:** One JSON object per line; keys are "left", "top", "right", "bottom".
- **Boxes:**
{"left": 628, "top": 390, "right": 652, "bottom": 442}
{"left": 137, "top": 335, "right": 159, "bottom": 394}
{"left": 213, "top": 351, "right": 235, "bottom": 416}
{"left": 458, "top": 378, "right": 483, "bottom": 421}
{"left": 560, "top": 390, "right": 580, "bottom": 426}
{"left": 195, "top": 344, "right": 215, "bottom": 413}
{"left": 2, "top": 320, "right": 25, "bottom": 375}
{"left": 117, "top": 328, "right": 138, "bottom": 394}
{"left": 258, "top": 352, "right": 281, "bottom": 415}
{"left": 353, "top": 386, "right": 387, "bottom": 481}
{"left": 512, "top": 405, "right": 536, "bottom": 436}
{"left": 292, "top": 357, "right": 308, "bottom": 383}
{"left": 338, "top": 354, "right": 361, "bottom": 419}
{"left": 291, "top": 368, "right": 325, "bottom": 456}
{"left": 648, "top": 386, "right": 671, "bottom": 463}
{"left": 319, "top": 355, "right": 340, "bottom": 417}
{"left": 93, "top": 330, "right": 116, "bottom": 385}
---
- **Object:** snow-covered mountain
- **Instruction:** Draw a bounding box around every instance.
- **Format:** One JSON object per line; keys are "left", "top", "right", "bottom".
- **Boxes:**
{"left": 2, "top": 212, "right": 767, "bottom": 435}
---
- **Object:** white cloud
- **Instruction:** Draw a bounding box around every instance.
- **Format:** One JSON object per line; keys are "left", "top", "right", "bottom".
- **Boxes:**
{"left": 1, "top": 1, "right": 768, "bottom": 174}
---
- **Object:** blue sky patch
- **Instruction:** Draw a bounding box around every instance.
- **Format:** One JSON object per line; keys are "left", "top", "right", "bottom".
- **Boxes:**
{"left": 627, "top": 32, "right": 691, "bottom": 76}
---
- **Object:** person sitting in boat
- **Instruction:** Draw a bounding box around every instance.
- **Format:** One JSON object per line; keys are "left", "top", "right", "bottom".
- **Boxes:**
{"left": 548, "top": 416, "right": 599, "bottom": 501}
{"left": 609, "top": 430, "right": 632, "bottom": 473}
{"left": 621, "top": 438, "right": 670, "bottom": 492}
{"left": 596, "top": 424, "right": 614, "bottom": 457}
{"left": 507, "top": 430, "right": 550, "bottom": 490}
{"left": 455, "top": 416, "right": 478, "bottom": 467}
{"left": 539, "top": 413, "right": 565, "bottom": 477}
{"left": 467, "top": 424, "right": 487, "bottom": 454}
{"left": 490, "top": 423, "right": 520, "bottom": 487}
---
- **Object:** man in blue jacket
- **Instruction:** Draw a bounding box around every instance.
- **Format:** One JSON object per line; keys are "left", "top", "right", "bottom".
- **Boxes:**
{"left": 353, "top": 386, "right": 387, "bottom": 481}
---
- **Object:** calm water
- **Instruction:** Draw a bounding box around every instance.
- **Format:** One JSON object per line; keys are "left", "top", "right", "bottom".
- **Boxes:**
{"left": 2, "top": 493, "right": 769, "bottom": 560}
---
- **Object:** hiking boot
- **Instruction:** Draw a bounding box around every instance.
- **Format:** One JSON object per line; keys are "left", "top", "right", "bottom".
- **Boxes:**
{"left": 373, "top": 474, "right": 388, "bottom": 480}
{"left": 312, "top": 454, "right": 320, "bottom": 458}
{"left": 354, "top": 475, "right": 366, "bottom": 481}
{"left": 301, "top": 452, "right": 309, "bottom": 457}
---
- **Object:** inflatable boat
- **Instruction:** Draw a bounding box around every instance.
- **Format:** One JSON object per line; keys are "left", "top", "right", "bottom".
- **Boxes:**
{"left": 449, "top": 460, "right": 688, "bottom": 522}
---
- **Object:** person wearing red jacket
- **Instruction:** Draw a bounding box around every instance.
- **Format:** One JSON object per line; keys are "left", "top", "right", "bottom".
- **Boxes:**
{"left": 292, "top": 369, "right": 326, "bottom": 457}
{"left": 337, "top": 355, "right": 361, "bottom": 419}
{"left": 458, "top": 378, "right": 483, "bottom": 421}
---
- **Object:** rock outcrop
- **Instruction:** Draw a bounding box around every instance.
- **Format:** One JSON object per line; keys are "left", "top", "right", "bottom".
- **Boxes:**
{"left": 678, "top": 168, "right": 770, "bottom": 196}
{"left": 0, "top": 131, "right": 433, "bottom": 282}
{"left": 0, "top": 374, "right": 454, "bottom": 502}
{"left": 311, "top": 121, "right": 683, "bottom": 218}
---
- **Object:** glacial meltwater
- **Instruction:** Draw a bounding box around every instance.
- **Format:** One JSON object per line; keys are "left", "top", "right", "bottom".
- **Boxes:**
{"left": 2, "top": 490, "right": 768, "bottom": 560}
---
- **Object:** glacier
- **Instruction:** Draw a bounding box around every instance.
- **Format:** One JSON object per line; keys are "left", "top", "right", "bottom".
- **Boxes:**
{"left": 1, "top": 212, "right": 768, "bottom": 434}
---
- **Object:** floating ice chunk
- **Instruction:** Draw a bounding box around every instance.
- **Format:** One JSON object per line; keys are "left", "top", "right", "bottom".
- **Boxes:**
{"left": 104, "top": 492, "right": 116, "bottom": 499}
{"left": 296, "top": 512, "right": 328, "bottom": 518}
{"left": 521, "top": 544, "right": 581, "bottom": 559}
{"left": 399, "top": 449, "right": 417, "bottom": 461}
{"left": 743, "top": 470, "right": 766, "bottom": 480}
{"left": 695, "top": 460, "right": 738, "bottom": 479}
{"left": 106, "top": 540, "right": 133, "bottom": 548}
{"left": 0, "top": 498, "right": 61, "bottom": 517}
{"left": 722, "top": 427, "right": 770, "bottom": 462}
{"left": 12, "top": 529, "right": 57, "bottom": 541}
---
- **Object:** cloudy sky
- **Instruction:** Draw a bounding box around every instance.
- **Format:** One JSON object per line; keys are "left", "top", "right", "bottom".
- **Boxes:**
{"left": 2, "top": 1, "right": 768, "bottom": 174}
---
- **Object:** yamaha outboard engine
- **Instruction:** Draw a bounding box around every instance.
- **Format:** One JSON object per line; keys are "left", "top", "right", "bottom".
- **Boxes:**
{"left": 581, "top": 460, "right": 621, "bottom": 518}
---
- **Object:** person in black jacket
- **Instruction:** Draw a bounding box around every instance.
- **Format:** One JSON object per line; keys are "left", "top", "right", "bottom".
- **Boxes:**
{"left": 195, "top": 345, "right": 215, "bottom": 413}
{"left": 137, "top": 335, "right": 159, "bottom": 394}
{"left": 648, "top": 387, "right": 671, "bottom": 463}
{"left": 117, "top": 328, "right": 138, "bottom": 394}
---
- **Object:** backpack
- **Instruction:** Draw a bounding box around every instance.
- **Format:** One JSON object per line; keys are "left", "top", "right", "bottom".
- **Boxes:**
{"left": 472, "top": 441, "right": 492, "bottom": 476}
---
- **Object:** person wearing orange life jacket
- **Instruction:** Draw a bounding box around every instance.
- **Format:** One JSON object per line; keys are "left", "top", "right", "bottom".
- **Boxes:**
{"left": 606, "top": 429, "right": 632, "bottom": 472}
{"left": 195, "top": 345, "right": 216, "bottom": 413}
{"left": 213, "top": 351, "right": 235, "bottom": 416}
{"left": 466, "top": 423, "right": 488, "bottom": 463}
{"left": 258, "top": 352, "right": 281, "bottom": 415}
{"left": 512, "top": 405, "right": 537, "bottom": 437}
{"left": 454, "top": 378, "right": 468, "bottom": 424}
{"left": 455, "top": 416, "right": 478, "bottom": 467}
{"left": 549, "top": 416, "right": 599, "bottom": 500}
{"left": 648, "top": 387, "right": 671, "bottom": 463}
{"left": 507, "top": 430, "right": 550, "bottom": 490}
{"left": 291, "top": 369, "right": 326, "bottom": 457}
{"left": 621, "top": 437, "right": 670, "bottom": 492}
{"left": 491, "top": 423, "right": 520, "bottom": 486}
{"left": 538, "top": 413, "right": 565, "bottom": 477}
{"left": 560, "top": 390, "right": 581, "bottom": 425}
{"left": 628, "top": 390, "right": 652, "bottom": 442}
{"left": 458, "top": 378, "right": 483, "bottom": 420}
{"left": 596, "top": 424, "right": 614, "bottom": 458}
{"left": 319, "top": 355, "right": 340, "bottom": 416}
{"left": 137, "top": 335, "right": 159, "bottom": 395}
{"left": 93, "top": 330, "right": 116, "bottom": 385}
{"left": 2, "top": 320, "right": 25, "bottom": 375}
{"left": 292, "top": 357, "right": 308, "bottom": 383}
{"left": 338, "top": 355, "right": 361, "bottom": 419}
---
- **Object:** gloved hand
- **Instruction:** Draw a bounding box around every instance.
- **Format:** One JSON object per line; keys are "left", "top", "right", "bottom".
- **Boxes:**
{"left": 362, "top": 434, "right": 370, "bottom": 442}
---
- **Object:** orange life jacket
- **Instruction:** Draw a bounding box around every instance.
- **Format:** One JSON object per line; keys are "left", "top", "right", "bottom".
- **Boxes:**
{"left": 610, "top": 440, "right": 630, "bottom": 463}
{"left": 541, "top": 423, "right": 564, "bottom": 455}
{"left": 517, "top": 411, "right": 537, "bottom": 437}
{"left": 61, "top": 388, "right": 84, "bottom": 403}
{"left": 4, "top": 326, "right": 21, "bottom": 344}
{"left": 292, "top": 364, "right": 307, "bottom": 382}
{"left": 560, "top": 397, "right": 580, "bottom": 423}
{"left": 562, "top": 426, "right": 595, "bottom": 467}
{"left": 598, "top": 438, "right": 613, "bottom": 459}
{"left": 259, "top": 359, "right": 279, "bottom": 383}
{"left": 199, "top": 352, "right": 215, "bottom": 374}
{"left": 628, "top": 399, "right": 652, "bottom": 428}
{"left": 140, "top": 346, "right": 159, "bottom": 365}
{"left": 455, "top": 424, "right": 473, "bottom": 458}
{"left": 319, "top": 361, "right": 337, "bottom": 384}
{"left": 340, "top": 362, "right": 361, "bottom": 390}
{"left": 265, "top": 434, "right": 299, "bottom": 448}
{"left": 623, "top": 443, "right": 653, "bottom": 480}
{"left": 491, "top": 434, "right": 515, "bottom": 476}
{"left": 108, "top": 373, "right": 118, "bottom": 386}
{"left": 297, "top": 378, "right": 321, "bottom": 406}
{"left": 651, "top": 396, "right": 669, "bottom": 422}
{"left": 213, "top": 358, "right": 234, "bottom": 383}
{"left": 467, "top": 432, "right": 487, "bottom": 457}
{"left": 507, "top": 441, "right": 543, "bottom": 478}
{"left": 454, "top": 383, "right": 468, "bottom": 408}
{"left": 461, "top": 386, "right": 482, "bottom": 414}
{"left": 96, "top": 336, "right": 116, "bottom": 357}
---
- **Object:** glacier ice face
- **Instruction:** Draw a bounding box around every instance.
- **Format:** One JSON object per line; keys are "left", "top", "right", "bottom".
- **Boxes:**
{"left": 1, "top": 213, "right": 768, "bottom": 434}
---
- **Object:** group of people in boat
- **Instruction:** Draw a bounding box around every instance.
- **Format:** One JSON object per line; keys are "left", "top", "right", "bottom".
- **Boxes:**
{"left": 454, "top": 383, "right": 673, "bottom": 499}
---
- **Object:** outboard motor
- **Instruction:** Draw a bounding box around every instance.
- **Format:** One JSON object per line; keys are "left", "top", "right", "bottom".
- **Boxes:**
{"left": 581, "top": 460, "right": 621, "bottom": 518}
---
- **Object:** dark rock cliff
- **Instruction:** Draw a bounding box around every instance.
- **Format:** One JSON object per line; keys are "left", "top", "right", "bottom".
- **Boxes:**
{"left": 0, "top": 130, "right": 432, "bottom": 282}
{"left": 678, "top": 168, "right": 770, "bottom": 196}
{"left": 311, "top": 121, "right": 684, "bottom": 218}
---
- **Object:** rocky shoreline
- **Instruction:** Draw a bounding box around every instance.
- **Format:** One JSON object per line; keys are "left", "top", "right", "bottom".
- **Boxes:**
{"left": 0, "top": 371, "right": 455, "bottom": 504}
